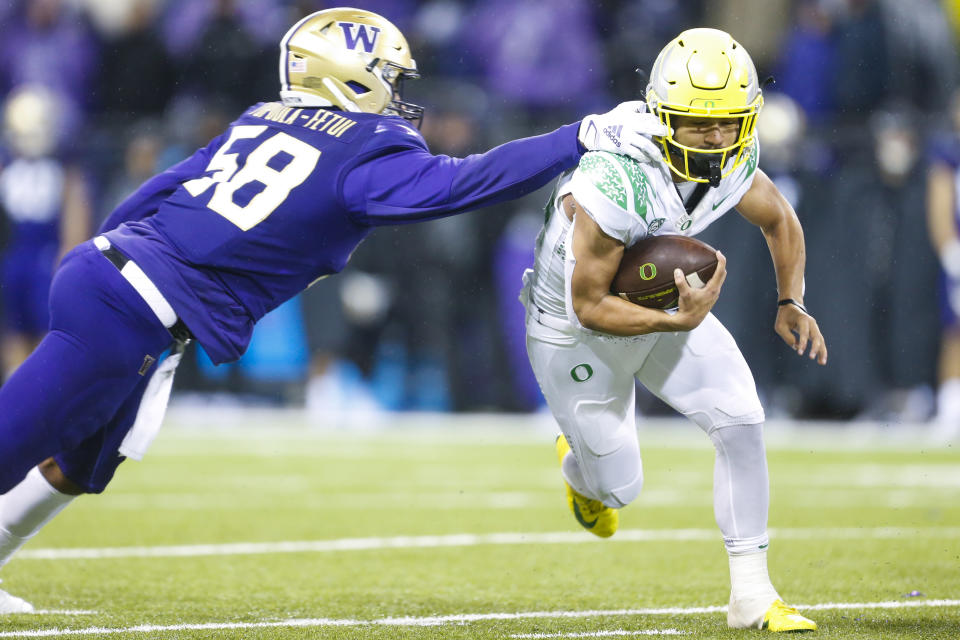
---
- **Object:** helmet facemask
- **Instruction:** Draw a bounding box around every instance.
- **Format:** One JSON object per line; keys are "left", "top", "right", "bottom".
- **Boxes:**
{"left": 655, "top": 107, "right": 761, "bottom": 187}
{"left": 373, "top": 59, "right": 423, "bottom": 126}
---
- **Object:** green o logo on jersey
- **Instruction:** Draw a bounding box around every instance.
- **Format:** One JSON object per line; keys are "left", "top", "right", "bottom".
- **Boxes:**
{"left": 570, "top": 364, "right": 594, "bottom": 382}
{"left": 638, "top": 262, "right": 657, "bottom": 281}
{"left": 679, "top": 219, "right": 692, "bottom": 231}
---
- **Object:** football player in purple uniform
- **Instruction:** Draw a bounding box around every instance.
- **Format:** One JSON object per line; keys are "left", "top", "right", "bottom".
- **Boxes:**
{"left": 927, "top": 90, "right": 960, "bottom": 438}
{"left": 0, "top": 8, "right": 668, "bottom": 612}
{"left": 0, "top": 86, "right": 92, "bottom": 379}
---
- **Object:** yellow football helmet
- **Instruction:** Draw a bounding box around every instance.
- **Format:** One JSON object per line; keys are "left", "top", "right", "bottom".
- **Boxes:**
{"left": 646, "top": 28, "right": 763, "bottom": 186}
{"left": 278, "top": 8, "right": 423, "bottom": 123}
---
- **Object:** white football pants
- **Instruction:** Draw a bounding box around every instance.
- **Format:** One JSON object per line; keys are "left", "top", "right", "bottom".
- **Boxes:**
{"left": 526, "top": 309, "right": 767, "bottom": 548}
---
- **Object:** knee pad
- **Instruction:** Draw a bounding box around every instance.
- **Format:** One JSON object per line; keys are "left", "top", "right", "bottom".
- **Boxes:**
{"left": 655, "top": 318, "right": 765, "bottom": 432}
{"left": 566, "top": 431, "right": 644, "bottom": 509}
{"left": 599, "top": 465, "right": 643, "bottom": 509}
{"left": 578, "top": 436, "right": 644, "bottom": 509}
{"left": 562, "top": 396, "right": 643, "bottom": 508}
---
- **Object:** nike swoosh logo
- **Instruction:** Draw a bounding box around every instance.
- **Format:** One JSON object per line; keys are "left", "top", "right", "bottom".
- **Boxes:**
{"left": 572, "top": 502, "right": 598, "bottom": 529}
{"left": 712, "top": 193, "right": 735, "bottom": 210}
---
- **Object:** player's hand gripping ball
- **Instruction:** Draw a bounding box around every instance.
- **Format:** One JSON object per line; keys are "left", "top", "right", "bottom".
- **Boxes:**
{"left": 611, "top": 234, "right": 719, "bottom": 309}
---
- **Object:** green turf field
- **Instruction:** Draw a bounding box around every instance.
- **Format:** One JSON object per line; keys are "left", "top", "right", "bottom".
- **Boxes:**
{"left": 1, "top": 412, "right": 958, "bottom": 639}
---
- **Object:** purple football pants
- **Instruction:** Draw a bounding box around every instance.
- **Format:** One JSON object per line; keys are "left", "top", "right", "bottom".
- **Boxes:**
{"left": 0, "top": 241, "right": 175, "bottom": 494}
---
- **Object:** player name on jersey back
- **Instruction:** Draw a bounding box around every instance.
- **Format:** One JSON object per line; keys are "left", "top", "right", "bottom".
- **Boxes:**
{"left": 247, "top": 102, "right": 358, "bottom": 139}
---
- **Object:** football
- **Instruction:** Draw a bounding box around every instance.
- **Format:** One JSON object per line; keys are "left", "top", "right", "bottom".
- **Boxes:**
{"left": 611, "top": 234, "right": 719, "bottom": 309}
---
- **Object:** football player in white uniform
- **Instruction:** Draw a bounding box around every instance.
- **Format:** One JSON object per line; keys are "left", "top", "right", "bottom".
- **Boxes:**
{"left": 522, "top": 28, "right": 827, "bottom": 632}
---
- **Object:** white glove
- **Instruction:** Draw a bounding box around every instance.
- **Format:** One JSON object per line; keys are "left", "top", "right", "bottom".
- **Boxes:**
{"left": 578, "top": 101, "right": 671, "bottom": 164}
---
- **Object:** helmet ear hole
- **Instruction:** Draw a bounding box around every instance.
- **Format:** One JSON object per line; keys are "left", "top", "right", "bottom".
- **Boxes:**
{"left": 346, "top": 80, "right": 371, "bottom": 95}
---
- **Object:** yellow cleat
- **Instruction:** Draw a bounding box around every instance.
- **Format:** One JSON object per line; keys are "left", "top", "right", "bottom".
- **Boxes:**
{"left": 555, "top": 435, "right": 619, "bottom": 538}
{"left": 761, "top": 600, "right": 817, "bottom": 632}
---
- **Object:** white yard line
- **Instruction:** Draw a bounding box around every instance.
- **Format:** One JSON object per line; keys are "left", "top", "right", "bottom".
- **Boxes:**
{"left": 2, "top": 600, "right": 959, "bottom": 638}
{"left": 154, "top": 411, "right": 957, "bottom": 451}
{"left": 91, "top": 486, "right": 959, "bottom": 511}
{"left": 28, "top": 611, "right": 97, "bottom": 616}
{"left": 18, "top": 526, "right": 960, "bottom": 561}
{"left": 802, "top": 599, "right": 960, "bottom": 611}
{"left": 511, "top": 631, "right": 686, "bottom": 638}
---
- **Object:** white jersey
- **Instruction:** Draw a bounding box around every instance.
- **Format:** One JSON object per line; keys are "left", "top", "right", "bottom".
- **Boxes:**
{"left": 527, "top": 143, "right": 759, "bottom": 321}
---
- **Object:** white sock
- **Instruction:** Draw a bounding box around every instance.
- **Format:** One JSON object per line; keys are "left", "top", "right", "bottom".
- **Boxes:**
{"left": 727, "top": 550, "right": 780, "bottom": 628}
{"left": 0, "top": 467, "right": 76, "bottom": 570}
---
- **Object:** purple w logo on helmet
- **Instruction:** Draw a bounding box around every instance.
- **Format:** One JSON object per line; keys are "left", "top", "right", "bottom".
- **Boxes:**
{"left": 339, "top": 22, "right": 382, "bottom": 53}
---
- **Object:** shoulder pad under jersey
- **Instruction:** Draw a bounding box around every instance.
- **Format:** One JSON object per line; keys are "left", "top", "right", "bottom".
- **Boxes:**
{"left": 370, "top": 117, "right": 428, "bottom": 152}
{"left": 575, "top": 151, "right": 654, "bottom": 221}
{"left": 566, "top": 151, "right": 659, "bottom": 247}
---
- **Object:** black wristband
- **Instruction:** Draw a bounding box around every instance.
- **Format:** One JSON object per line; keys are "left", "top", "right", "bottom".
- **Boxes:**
{"left": 777, "top": 298, "right": 807, "bottom": 314}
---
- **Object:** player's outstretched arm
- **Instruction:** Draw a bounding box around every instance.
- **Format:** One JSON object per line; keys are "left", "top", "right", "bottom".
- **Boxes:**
{"left": 348, "top": 103, "right": 670, "bottom": 226}
{"left": 736, "top": 169, "right": 827, "bottom": 365}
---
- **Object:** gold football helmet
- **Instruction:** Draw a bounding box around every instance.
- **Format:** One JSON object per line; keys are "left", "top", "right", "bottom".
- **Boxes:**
{"left": 279, "top": 8, "right": 423, "bottom": 123}
{"left": 646, "top": 28, "right": 763, "bottom": 186}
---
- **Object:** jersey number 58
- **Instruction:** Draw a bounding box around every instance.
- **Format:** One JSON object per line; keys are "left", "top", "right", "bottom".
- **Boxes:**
{"left": 182, "top": 124, "right": 321, "bottom": 230}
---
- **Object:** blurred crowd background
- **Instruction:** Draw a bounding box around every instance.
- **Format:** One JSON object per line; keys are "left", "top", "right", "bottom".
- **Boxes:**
{"left": 1, "top": 0, "right": 959, "bottom": 423}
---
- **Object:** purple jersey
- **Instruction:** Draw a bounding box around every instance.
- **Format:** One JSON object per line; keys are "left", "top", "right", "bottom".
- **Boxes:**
{"left": 929, "top": 134, "right": 960, "bottom": 190}
{"left": 929, "top": 134, "right": 960, "bottom": 326}
{"left": 0, "top": 151, "right": 66, "bottom": 333}
{"left": 100, "top": 104, "right": 582, "bottom": 363}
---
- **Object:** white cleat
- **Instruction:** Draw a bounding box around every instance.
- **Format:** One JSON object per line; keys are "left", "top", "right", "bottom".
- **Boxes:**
{"left": 728, "top": 593, "right": 768, "bottom": 629}
{"left": 0, "top": 586, "right": 34, "bottom": 614}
